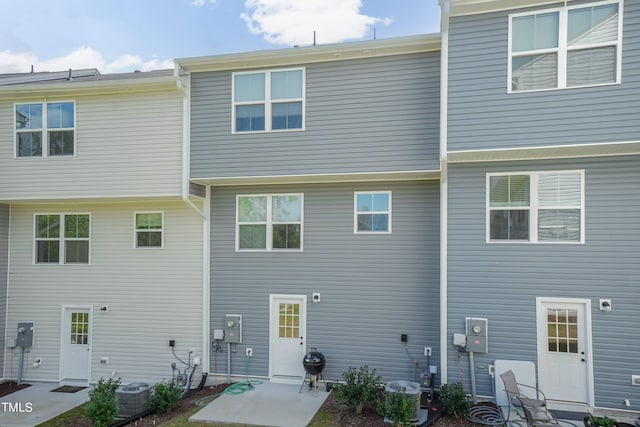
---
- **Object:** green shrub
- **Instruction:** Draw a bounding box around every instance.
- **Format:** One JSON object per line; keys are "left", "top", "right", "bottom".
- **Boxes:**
{"left": 586, "top": 413, "right": 617, "bottom": 427}
{"left": 439, "top": 382, "right": 471, "bottom": 419}
{"left": 84, "top": 377, "right": 121, "bottom": 427}
{"left": 378, "top": 390, "right": 414, "bottom": 427}
{"left": 151, "top": 381, "right": 182, "bottom": 414}
{"left": 334, "top": 365, "right": 383, "bottom": 414}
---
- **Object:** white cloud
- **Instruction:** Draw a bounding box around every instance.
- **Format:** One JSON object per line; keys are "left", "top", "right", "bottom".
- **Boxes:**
{"left": 0, "top": 47, "right": 174, "bottom": 74}
{"left": 241, "top": 0, "right": 392, "bottom": 46}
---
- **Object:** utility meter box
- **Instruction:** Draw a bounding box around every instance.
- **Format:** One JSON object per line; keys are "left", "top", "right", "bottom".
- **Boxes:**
{"left": 16, "top": 322, "right": 34, "bottom": 348}
{"left": 225, "top": 315, "right": 242, "bottom": 344}
{"left": 465, "top": 317, "right": 488, "bottom": 353}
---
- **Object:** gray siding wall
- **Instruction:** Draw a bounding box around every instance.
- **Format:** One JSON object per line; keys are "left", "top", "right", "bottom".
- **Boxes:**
{"left": 447, "top": 157, "right": 640, "bottom": 409}
{"left": 191, "top": 52, "right": 440, "bottom": 179}
{"left": 447, "top": 1, "right": 640, "bottom": 151}
{"left": 210, "top": 181, "right": 440, "bottom": 383}
{"left": 0, "top": 204, "right": 8, "bottom": 377}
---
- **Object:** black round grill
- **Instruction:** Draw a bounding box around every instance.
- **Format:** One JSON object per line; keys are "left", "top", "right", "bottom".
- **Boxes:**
{"left": 302, "top": 349, "right": 325, "bottom": 376}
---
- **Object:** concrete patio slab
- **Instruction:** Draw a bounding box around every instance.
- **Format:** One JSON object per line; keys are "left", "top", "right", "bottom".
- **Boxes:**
{"left": 190, "top": 381, "right": 330, "bottom": 427}
{"left": 0, "top": 382, "right": 89, "bottom": 427}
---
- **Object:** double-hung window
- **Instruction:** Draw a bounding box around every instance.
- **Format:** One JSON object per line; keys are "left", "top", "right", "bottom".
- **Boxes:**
{"left": 236, "top": 194, "right": 303, "bottom": 251}
{"left": 487, "top": 171, "right": 584, "bottom": 243}
{"left": 510, "top": 1, "right": 621, "bottom": 92}
{"left": 233, "top": 68, "right": 304, "bottom": 133}
{"left": 135, "top": 212, "right": 163, "bottom": 248}
{"left": 16, "top": 101, "right": 75, "bottom": 157}
{"left": 354, "top": 191, "right": 392, "bottom": 233}
{"left": 35, "top": 214, "right": 90, "bottom": 264}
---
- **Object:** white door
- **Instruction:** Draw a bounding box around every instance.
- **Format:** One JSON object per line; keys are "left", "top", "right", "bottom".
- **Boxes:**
{"left": 537, "top": 298, "right": 592, "bottom": 404}
{"left": 269, "top": 295, "right": 306, "bottom": 382}
{"left": 60, "top": 307, "right": 92, "bottom": 384}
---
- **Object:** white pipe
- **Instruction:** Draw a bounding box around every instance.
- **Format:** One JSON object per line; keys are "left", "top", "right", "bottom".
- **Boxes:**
{"left": 439, "top": 0, "right": 451, "bottom": 386}
{"left": 469, "top": 351, "right": 477, "bottom": 402}
{"left": 177, "top": 73, "right": 210, "bottom": 380}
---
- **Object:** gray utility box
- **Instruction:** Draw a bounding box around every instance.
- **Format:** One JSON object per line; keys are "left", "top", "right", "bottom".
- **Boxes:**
{"left": 465, "top": 317, "right": 488, "bottom": 353}
{"left": 16, "top": 322, "right": 34, "bottom": 348}
{"left": 116, "top": 383, "right": 151, "bottom": 417}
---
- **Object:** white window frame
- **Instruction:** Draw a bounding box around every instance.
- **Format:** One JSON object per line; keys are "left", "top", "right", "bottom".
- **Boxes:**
{"left": 133, "top": 211, "right": 164, "bottom": 249}
{"left": 508, "top": 0, "right": 623, "bottom": 93}
{"left": 354, "top": 191, "right": 392, "bottom": 234}
{"left": 231, "top": 67, "right": 305, "bottom": 134}
{"left": 235, "top": 193, "right": 304, "bottom": 252}
{"left": 14, "top": 100, "right": 77, "bottom": 158}
{"left": 486, "top": 170, "right": 585, "bottom": 244}
{"left": 33, "top": 213, "right": 91, "bottom": 264}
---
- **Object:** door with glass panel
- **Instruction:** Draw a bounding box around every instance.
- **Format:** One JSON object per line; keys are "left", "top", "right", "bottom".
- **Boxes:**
{"left": 537, "top": 299, "right": 591, "bottom": 404}
{"left": 269, "top": 295, "right": 306, "bottom": 382}
{"left": 60, "top": 307, "right": 91, "bottom": 384}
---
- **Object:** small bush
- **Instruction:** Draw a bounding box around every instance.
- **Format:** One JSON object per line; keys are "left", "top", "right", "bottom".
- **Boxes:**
{"left": 439, "top": 382, "right": 471, "bottom": 419}
{"left": 334, "top": 365, "right": 383, "bottom": 414}
{"left": 378, "top": 390, "right": 414, "bottom": 427}
{"left": 151, "top": 381, "right": 182, "bottom": 414}
{"left": 84, "top": 377, "right": 121, "bottom": 427}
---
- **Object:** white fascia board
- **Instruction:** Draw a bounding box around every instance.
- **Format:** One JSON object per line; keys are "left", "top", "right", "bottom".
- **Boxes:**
{"left": 0, "top": 76, "right": 181, "bottom": 100}
{"left": 190, "top": 170, "right": 441, "bottom": 187}
{"left": 448, "top": 140, "right": 640, "bottom": 163}
{"left": 449, "top": 0, "right": 578, "bottom": 16}
{"left": 175, "top": 34, "right": 441, "bottom": 73}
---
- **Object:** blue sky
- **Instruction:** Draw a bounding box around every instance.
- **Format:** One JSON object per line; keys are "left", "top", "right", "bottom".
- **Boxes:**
{"left": 0, "top": 0, "right": 441, "bottom": 74}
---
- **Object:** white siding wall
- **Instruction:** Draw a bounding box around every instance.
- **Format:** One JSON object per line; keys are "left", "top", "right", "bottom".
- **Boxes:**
{"left": 5, "top": 200, "right": 204, "bottom": 384}
{"left": 0, "top": 90, "right": 184, "bottom": 201}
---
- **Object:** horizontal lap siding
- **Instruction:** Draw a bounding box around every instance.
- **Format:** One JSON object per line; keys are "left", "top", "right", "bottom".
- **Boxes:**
{"left": 0, "top": 91, "right": 183, "bottom": 200}
{"left": 447, "top": 1, "right": 640, "bottom": 151}
{"left": 191, "top": 52, "right": 440, "bottom": 179}
{"left": 210, "top": 181, "right": 440, "bottom": 383}
{"left": 447, "top": 157, "right": 640, "bottom": 409}
{"left": 6, "top": 201, "right": 204, "bottom": 384}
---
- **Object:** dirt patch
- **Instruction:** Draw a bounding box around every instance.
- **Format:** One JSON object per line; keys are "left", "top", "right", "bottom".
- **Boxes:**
{"left": 0, "top": 381, "right": 31, "bottom": 398}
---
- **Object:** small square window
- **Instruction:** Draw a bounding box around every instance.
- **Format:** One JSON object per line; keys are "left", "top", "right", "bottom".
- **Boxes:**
{"left": 355, "top": 192, "right": 392, "bottom": 234}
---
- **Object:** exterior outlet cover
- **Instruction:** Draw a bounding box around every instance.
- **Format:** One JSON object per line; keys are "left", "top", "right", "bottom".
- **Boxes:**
{"left": 632, "top": 375, "right": 640, "bottom": 385}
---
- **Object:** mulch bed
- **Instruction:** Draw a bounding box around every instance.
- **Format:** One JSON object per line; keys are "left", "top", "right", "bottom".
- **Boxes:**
{"left": 53, "top": 382, "right": 230, "bottom": 427}
{"left": 0, "top": 381, "right": 31, "bottom": 398}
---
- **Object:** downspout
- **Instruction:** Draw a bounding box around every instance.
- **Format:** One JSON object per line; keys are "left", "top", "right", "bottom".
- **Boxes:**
{"left": 438, "top": 0, "right": 450, "bottom": 386}
{"left": 176, "top": 68, "right": 211, "bottom": 375}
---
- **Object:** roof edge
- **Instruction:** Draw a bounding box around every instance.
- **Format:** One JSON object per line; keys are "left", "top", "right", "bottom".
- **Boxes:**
{"left": 448, "top": 0, "right": 578, "bottom": 16}
{"left": 175, "top": 33, "right": 441, "bottom": 73}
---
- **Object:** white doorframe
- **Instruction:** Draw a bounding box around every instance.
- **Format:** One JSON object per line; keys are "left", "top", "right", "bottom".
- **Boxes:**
{"left": 59, "top": 305, "right": 93, "bottom": 385}
{"left": 268, "top": 294, "right": 307, "bottom": 383}
{"left": 536, "top": 297, "right": 594, "bottom": 406}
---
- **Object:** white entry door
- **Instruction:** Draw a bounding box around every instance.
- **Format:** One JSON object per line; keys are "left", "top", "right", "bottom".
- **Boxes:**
{"left": 269, "top": 295, "right": 306, "bottom": 382}
{"left": 537, "top": 298, "right": 592, "bottom": 404}
{"left": 60, "top": 307, "right": 92, "bottom": 384}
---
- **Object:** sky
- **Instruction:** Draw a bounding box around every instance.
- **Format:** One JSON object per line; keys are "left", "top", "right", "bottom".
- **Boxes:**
{"left": 0, "top": 0, "right": 442, "bottom": 74}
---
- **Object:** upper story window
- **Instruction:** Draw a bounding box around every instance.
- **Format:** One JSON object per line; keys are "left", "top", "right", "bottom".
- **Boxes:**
{"left": 233, "top": 68, "right": 304, "bottom": 133}
{"left": 135, "top": 212, "right": 163, "bottom": 248}
{"left": 35, "top": 213, "right": 90, "bottom": 264}
{"left": 236, "top": 194, "right": 303, "bottom": 251}
{"left": 354, "top": 191, "right": 392, "bottom": 234}
{"left": 16, "top": 101, "right": 76, "bottom": 157}
{"left": 509, "top": 1, "right": 621, "bottom": 92}
{"left": 487, "top": 171, "right": 584, "bottom": 243}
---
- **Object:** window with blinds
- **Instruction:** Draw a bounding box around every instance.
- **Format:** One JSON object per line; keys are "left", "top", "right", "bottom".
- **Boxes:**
{"left": 488, "top": 171, "right": 584, "bottom": 243}
{"left": 509, "top": 1, "right": 621, "bottom": 92}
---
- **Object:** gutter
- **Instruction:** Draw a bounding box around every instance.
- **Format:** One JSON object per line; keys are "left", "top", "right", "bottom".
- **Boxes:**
{"left": 176, "top": 71, "right": 211, "bottom": 375}
{"left": 439, "top": 0, "right": 451, "bottom": 386}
